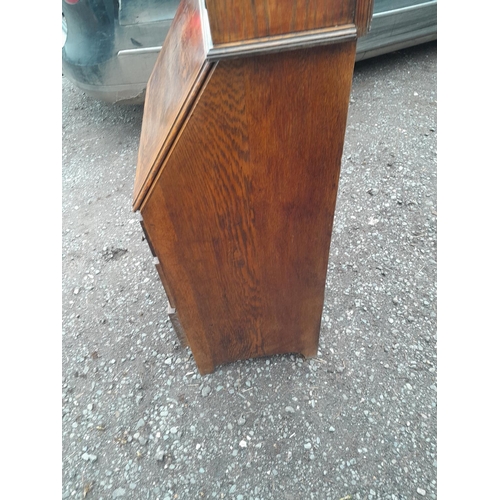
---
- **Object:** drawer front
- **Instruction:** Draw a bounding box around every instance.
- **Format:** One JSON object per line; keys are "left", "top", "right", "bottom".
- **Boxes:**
{"left": 154, "top": 259, "right": 175, "bottom": 309}
{"left": 139, "top": 217, "right": 157, "bottom": 258}
{"left": 139, "top": 213, "right": 186, "bottom": 348}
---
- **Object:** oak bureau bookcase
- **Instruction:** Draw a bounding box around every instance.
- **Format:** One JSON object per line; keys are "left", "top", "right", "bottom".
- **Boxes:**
{"left": 133, "top": 0, "right": 374, "bottom": 375}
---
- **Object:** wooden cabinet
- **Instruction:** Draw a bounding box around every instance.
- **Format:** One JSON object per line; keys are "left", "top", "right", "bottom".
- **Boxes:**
{"left": 133, "top": 0, "right": 374, "bottom": 374}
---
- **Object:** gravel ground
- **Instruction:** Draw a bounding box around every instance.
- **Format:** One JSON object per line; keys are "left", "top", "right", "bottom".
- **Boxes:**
{"left": 62, "top": 41, "right": 437, "bottom": 500}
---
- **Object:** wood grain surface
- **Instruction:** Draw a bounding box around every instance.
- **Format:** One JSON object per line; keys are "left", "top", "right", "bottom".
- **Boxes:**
{"left": 205, "top": 0, "right": 356, "bottom": 44}
{"left": 133, "top": 0, "right": 212, "bottom": 209}
{"left": 355, "top": 0, "right": 375, "bottom": 36}
{"left": 140, "top": 41, "right": 357, "bottom": 374}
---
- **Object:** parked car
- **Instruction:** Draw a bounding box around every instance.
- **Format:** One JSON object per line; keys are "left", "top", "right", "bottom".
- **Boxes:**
{"left": 62, "top": 0, "right": 437, "bottom": 105}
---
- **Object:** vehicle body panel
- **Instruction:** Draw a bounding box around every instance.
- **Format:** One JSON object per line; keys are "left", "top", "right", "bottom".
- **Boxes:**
{"left": 62, "top": 0, "right": 437, "bottom": 104}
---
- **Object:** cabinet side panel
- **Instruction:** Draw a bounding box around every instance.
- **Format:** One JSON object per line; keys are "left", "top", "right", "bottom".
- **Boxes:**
{"left": 142, "top": 41, "right": 357, "bottom": 372}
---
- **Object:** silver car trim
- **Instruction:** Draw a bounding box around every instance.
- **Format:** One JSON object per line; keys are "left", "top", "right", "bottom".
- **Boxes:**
{"left": 356, "top": 33, "right": 436, "bottom": 61}
{"left": 117, "top": 46, "right": 163, "bottom": 57}
{"left": 372, "top": 0, "right": 437, "bottom": 19}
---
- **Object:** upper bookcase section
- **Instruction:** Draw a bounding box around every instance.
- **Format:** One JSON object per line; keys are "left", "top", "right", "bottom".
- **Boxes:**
{"left": 205, "top": 0, "right": 374, "bottom": 45}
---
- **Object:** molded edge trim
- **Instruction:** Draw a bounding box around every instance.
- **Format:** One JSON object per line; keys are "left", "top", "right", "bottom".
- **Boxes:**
{"left": 207, "top": 25, "right": 357, "bottom": 61}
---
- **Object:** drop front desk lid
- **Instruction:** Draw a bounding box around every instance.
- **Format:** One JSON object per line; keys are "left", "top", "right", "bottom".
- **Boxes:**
{"left": 133, "top": 0, "right": 212, "bottom": 210}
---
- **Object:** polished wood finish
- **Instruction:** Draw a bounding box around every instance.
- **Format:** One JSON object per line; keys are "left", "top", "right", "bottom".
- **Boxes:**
{"left": 355, "top": 0, "right": 375, "bottom": 36}
{"left": 133, "top": 0, "right": 212, "bottom": 209}
{"left": 140, "top": 43, "right": 355, "bottom": 374}
{"left": 134, "top": 0, "right": 373, "bottom": 374}
{"left": 205, "top": 0, "right": 356, "bottom": 44}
